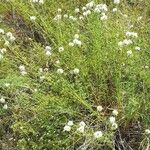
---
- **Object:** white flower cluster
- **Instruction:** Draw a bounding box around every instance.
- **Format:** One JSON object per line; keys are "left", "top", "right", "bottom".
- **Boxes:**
{"left": 45, "top": 46, "right": 52, "bottom": 56}
{"left": 0, "top": 48, "right": 6, "bottom": 61}
{"left": 77, "top": 121, "right": 86, "bottom": 133}
{"left": 32, "top": 0, "right": 44, "bottom": 4}
{"left": 30, "top": 16, "right": 36, "bottom": 21}
{"left": 109, "top": 116, "right": 118, "bottom": 130}
{"left": 63, "top": 120, "right": 74, "bottom": 132}
{"left": 0, "top": 97, "right": 8, "bottom": 110}
{"left": 126, "top": 31, "right": 138, "bottom": 38}
{"left": 69, "top": 34, "right": 82, "bottom": 47}
{"left": 94, "top": 4, "right": 108, "bottom": 13}
{"left": 19, "top": 65, "right": 27, "bottom": 75}
{"left": 70, "top": 68, "right": 80, "bottom": 75}
{"left": 114, "top": 0, "right": 120, "bottom": 4}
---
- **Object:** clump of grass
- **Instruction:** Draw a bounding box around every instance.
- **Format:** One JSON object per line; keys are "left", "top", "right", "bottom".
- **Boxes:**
{"left": 0, "top": 0, "right": 150, "bottom": 149}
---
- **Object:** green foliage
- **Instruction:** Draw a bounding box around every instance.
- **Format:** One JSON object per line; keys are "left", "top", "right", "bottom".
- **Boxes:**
{"left": 0, "top": 0, "right": 150, "bottom": 149}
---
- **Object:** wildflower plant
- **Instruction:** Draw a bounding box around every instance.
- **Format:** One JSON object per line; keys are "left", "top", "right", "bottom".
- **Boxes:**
{"left": 0, "top": 0, "right": 149, "bottom": 149}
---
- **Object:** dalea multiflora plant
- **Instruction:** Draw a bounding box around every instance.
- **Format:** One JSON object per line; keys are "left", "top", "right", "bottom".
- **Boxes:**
{"left": 0, "top": 0, "right": 150, "bottom": 150}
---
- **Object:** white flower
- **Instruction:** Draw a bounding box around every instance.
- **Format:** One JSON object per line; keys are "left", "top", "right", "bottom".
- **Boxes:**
{"left": 21, "top": 71, "right": 27, "bottom": 75}
{"left": 58, "top": 47, "right": 64, "bottom": 52}
{"left": 127, "top": 50, "right": 133, "bottom": 56}
{"left": 4, "top": 41, "right": 10, "bottom": 47}
{"left": 30, "top": 16, "right": 36, "bottom": 21}
{"left": 112, "top": 122, "right": 118, "bottom": 129}
{"left": 112, "top": 8, "right": 117, "bottom": 12}
{"left": 97, "top": 105, "right": 103, "bottom": 112}
{"left": 82, "top": 7, "right": 87, "bottom": 11}
{"left": 122, "top": 39, "right": 133, "bottom": 45}
{"left": 126, "top": 32, "right": 138, "bottom": 38}
{"left": 32, "top": 0, "right": 38, "bottom": 2}
{"left": 94, "top": 4, "right": 108, "bottom": 13}
{"left": 109, "top": 116, "right": 116, "bottom": 124}
{"left": 57, "top": 8, "right": 62, "bottom": 12}
{"left": 9, "top": 35, "right": 16, "bottom": 42}
{"left": 39, "top": 68, "right": 43, "bottom": 73}
{"left": 45, "top": 46, "right": 51, "bottom": 51}
{"left": 63, "top": 14, "right": 68, "bottom": 18}
{"left": 0, "top": 54, "right": 3, "bottom": 60}
{"left": 79, "top": 16, "right": 84, "bottom": 20}
{"left": 63, "top": 125, "right": 71, "bottom": 132}
{"left": 39, "top": 0, "right": 44, "bottom": 4}
{"left": 19, "top": 65, "right": 25, "bottom": 71}
{"left": 135, "top": 46, "right": 141, "bottom": 51}
{"left": 137, "top": 16, "right": 142, "bottom": 21}
{"left": 100, "top": 14, "right": 108, "bottom": 21}
{"left": 79, "top": 121, "right": 86, "bottom": 127}
{"left": 118, "top": 41, "right": 123, "bottom": 47}
{"left": 73, "top": 68, "right": 80, "bottom": 74}
{"left": 40, "top": 75, "right": 45, "bottom": 80}
{"left": 0, "top": 28, "right": 4, "bottom": 34}
{"left": 6, "top": 32, "right": 13, "bottom": 38}
{"left": 45, "top": 51, "right": 52, "bottom": 56}
{"left": 5, "top": 83, "right": 10, "bottom": 87}
{"left": 75, "top": 8, "right": 80, "bottom": 13}
{"left": 145, "top": 129, "right": 150, "bottom": 134}
{"left": 86, "top": 1, "right": 95, "bottom": 8}
{"left": 94, "top": 131, "right": 103, "bottom": 138}
{"left": 69, "top": 16, "right": 77, "bottom": 21}
{"left": 69, "top": 42, "right": 74, "bottom": 47}
{"left": 67, "top": 121, "right": 74, "bottom": 126}
{"left": 112, "top": 109, "right": 118, "bottom": 116}
{"left": 0, "top": 97, "right": 5, "bottom": 103}
{"left": 83, "top": 10, "right": 91, "bottom": 17}
{"left": 77, "top": 126, "right": 85, "bottom": 133}
{"left": 57, "top": 68, "right": 64, "bottom": 74}
{"left": 54, "top": 14, "right": 62, "bottom": 21}
{"left": 73, "top": 39, "right": 82, "bottom": 46}
{"left": 74, "top": 34, "right": 79, "bottom": 39}
{"left": 114, "top": 0, "right": 120, "bottom": 4}
{"left": 55, "top": 60, "right": 60, "bottom": 64}
{"left": 145, "top": 66, "right": 149, "bottom": 69}
{"left": 3, "top": 104, "right": 8, "bottom": 110}
{"left": 0, "top": 48, "right": 7, "bottom": 54}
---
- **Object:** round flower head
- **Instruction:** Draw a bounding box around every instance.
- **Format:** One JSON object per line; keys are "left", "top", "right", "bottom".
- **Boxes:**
{"left": 112, "top": 109, "right": 118, "bottom": 116}
{"left": 63, "top": 125, "right": 71, "bottom": 132}
{"left": 109, "top": 116, "right": 116, "bottom": 124}
{"left": 58, "top": 47, "right": 64, "bottom": 52}
{"left": 0, "top": 48, "right": 7, "bottom": 54}
{"left": 39, "top": 0, "right": 44, "bottom": 4}
{"left": 69, "top": 42, "right": 74, "bottom": 47}
{"left": 112, "top": 8, "right": 117, "bottom": 12}
{"left": 135, "top": 46, "right": 141, "bottom": 51}
{"left": 73, "top": 39, "right": 82, "bottom": 46}
{"left": 127, "top": 50, "right": 133, "bottom": 56}
{"left": 79, "top": 121, "right": 86, "bottom": 127}
{"left": 94, "top": 131, "right": 103, "bottom": 138}
{"left": 19, "top": 65, "right": 25, "bottom": 71}
{"left": 55, "top": 60, "right": 60, "bottom": 64}
{"left": 77, "top": 126, "right": 85, "bottom": 133}
{"left": 97, "top": 105, "right": 103, "bottom": 112}
{"left": 75, "top": 8, "right": 80, "bottom": 13}
{"left": 0, "top": 28, "right": 5, "bottom": 34}
{"left": 0, "top": 54, "right": 3, "bottom": 60}
{"left": 67, "top": 121, "right": 74, "bottom": 126}
{"left": 114, "top": 0, "right": 120, "bottom": 4}
{"left": 3, "top": 104, "right": 8, "bottom": 110}
{"left": 145, "top": 129, "right": 150, "bottom": 134}
{"left": 74, "top": 34, "right": 79, "bottom": 39}
{"left": 45, "top": 46, "right": 52, "bottom": 51}
{"left": 57, "top": 68, "right": 64, "bottom": 74}
{"left": 100, "top": 14, "right": 108, "bottom": 21}
{"left": 45, "top": 51, "right": 52, "bottom": 56}
{"left": 4, "top": 40, "right": 10, "bottom": 47}
{"left": 30, "top": 16, "right": 36, "bottom": 21}
{"left": 57, "top": 8, "right": 62, "bottom": 13}
{"left": 112, "top": 122, "right": 118, "bottom": 130}
{"left": 73, "top": 68, "right": 79, "bottom": 74}
{"left": 0, "top": 97, "right": 5, "bottom": 103}
{"left": 64, "top": 14, "right": 68, "bottom": 18}
{"left": 5, "top": 83, "right": 10, "bottom": 87}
